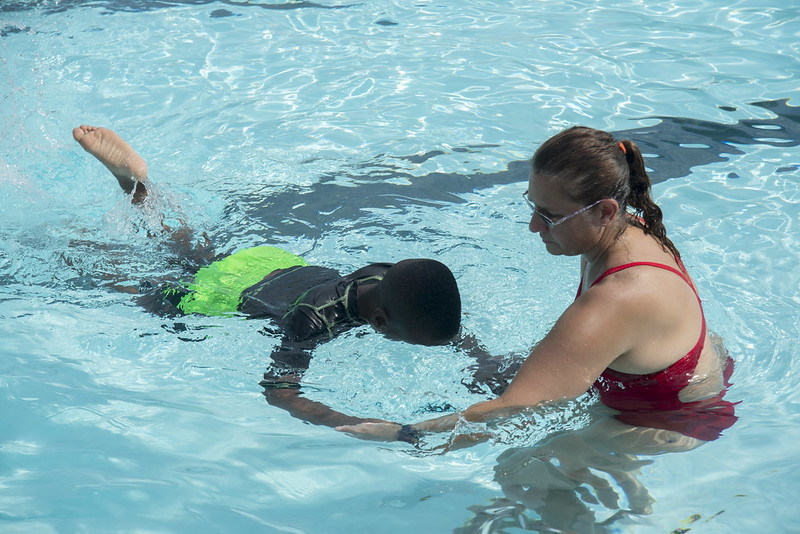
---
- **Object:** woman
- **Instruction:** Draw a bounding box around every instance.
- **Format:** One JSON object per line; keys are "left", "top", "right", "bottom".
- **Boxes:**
{"left": 338, "top": 126, "right": 736, "bottom": 443}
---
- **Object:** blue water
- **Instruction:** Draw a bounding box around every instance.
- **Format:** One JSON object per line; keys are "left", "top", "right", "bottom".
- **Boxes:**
{"left": 1, "top": 1, "right": 799, "bottom": 532}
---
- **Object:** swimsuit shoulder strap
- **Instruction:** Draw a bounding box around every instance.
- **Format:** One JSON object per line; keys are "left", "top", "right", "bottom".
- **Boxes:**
{"left": 590, "top": 261, "right": 694, "bottom": 291}
{"left": 578, "top": 260, "right": 695, "bottom": 295}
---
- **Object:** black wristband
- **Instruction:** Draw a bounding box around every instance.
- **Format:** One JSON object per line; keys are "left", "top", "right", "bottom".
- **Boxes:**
{"left": 396, "top": 424, "right": 421, "bottom": 444}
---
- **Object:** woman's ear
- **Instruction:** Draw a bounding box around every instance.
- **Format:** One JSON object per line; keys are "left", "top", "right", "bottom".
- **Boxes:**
{"left": 599, "top": 198, "right": 619, "bottom": 225}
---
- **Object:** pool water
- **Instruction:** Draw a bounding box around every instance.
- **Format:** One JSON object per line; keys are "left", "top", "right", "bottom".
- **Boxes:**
{"left": 1, "top": 1, "right": 799, "bottom": 532}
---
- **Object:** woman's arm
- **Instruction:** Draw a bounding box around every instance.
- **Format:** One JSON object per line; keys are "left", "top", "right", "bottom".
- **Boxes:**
{"left": 337, "top": 287, "right": 638, "bottom": 441}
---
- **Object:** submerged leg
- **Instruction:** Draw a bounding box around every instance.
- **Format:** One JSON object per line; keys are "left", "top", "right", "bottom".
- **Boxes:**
{"left": 73, "top": 124, "right": 148, "bottom": 203}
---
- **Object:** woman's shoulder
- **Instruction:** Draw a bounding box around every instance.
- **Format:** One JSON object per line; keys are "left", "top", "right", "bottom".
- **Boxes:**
{"left": 581, "top": 239, "right": 697, "bottom": 326}
{"left": 587, "top": 253, "right": 694, "bottom": 310}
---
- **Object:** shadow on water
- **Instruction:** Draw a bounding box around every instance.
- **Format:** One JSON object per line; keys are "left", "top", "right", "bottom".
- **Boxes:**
{"left": 234, "top": 99, "right": 799, "bottom": 242}
{"left": 616, "top": 98, "right": 800, "bottom": 180}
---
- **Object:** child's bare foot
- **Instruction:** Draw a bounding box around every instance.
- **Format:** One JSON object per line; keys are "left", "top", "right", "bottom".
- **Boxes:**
{"left": 73, "top": 125, "right": 148, "bottom": 202}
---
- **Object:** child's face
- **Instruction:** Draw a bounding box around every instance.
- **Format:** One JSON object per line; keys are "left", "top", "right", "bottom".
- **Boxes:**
{"left": 379, "top": 319, "right": 446, "bottom": 347}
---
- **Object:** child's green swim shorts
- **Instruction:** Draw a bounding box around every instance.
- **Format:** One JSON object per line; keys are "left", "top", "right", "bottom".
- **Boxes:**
{"left": 176, "top": 245, "right": 307, "bottom": 316}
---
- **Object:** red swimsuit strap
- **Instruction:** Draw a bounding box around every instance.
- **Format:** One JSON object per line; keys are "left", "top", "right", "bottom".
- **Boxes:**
{"left": 595, "top": 261, "right": 689, "bottom": 288}
{"left": 578, "top": 260, "right": 696, "bottom": 298}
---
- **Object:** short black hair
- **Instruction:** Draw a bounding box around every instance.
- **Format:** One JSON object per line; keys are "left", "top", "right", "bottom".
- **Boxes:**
{"left": 379, "top": 258, "right": 461, "bottom": 344}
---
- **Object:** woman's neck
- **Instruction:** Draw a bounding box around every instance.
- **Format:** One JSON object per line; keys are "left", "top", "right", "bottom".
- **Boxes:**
{"left": 582, "top": 218, "right": 629, "bottom": 268}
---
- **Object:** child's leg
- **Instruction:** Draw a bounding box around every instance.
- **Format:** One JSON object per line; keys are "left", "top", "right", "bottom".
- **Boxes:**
{"left": 73, "top": 125, "right": 148, "bottom": 203}
{"left": 73, "top": 123, "right": 217, "bottom": 275}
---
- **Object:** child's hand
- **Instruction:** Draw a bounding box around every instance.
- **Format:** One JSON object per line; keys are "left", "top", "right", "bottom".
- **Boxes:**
{"left": 335, "top": 422, "right": 404, "bottom": 442}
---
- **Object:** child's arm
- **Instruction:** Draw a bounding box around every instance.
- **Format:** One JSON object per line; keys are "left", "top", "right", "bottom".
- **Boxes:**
{"left": 260, "top": 343, "right": 381, "bottom": 428}
{"left": 262, "top": 381, "right": 384, "bottom": 427}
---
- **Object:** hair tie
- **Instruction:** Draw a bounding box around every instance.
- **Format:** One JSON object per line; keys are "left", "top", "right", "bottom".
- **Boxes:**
{"left": 618, "top": 141, "right": 626, "bottom": 155}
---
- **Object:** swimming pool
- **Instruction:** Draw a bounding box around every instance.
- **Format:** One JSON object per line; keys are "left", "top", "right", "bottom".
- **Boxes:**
{"left": 1, "top": 1, "right": 799, "bottom": 532}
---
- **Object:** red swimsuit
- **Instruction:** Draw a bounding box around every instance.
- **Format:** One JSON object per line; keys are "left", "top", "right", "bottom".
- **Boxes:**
{"left": 577, "top": 260, "right": 737, "bottom": 441}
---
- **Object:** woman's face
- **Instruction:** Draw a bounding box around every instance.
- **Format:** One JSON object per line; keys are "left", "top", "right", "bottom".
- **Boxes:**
{"left": 526, "top": 173, "right": 598, "bottom": 256}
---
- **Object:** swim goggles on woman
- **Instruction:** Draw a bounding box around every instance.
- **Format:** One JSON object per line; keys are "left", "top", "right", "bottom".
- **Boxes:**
{"left": 522, "top": 191, "right": 606, "bottom": 228}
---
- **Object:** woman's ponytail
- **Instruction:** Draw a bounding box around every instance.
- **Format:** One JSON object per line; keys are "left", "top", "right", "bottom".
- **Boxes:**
{"left": 621, "top": 139, "right": 681, "bottom": 260}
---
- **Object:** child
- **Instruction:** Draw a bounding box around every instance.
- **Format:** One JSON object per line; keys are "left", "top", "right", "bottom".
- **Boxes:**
{"left": 74, "top": 125, "right": 462, "bottom": 429}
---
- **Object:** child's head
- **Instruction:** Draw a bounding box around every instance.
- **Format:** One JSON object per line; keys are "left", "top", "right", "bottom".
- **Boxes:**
{"left": 372, "top": 259, "right": 461, "bottom": 346}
